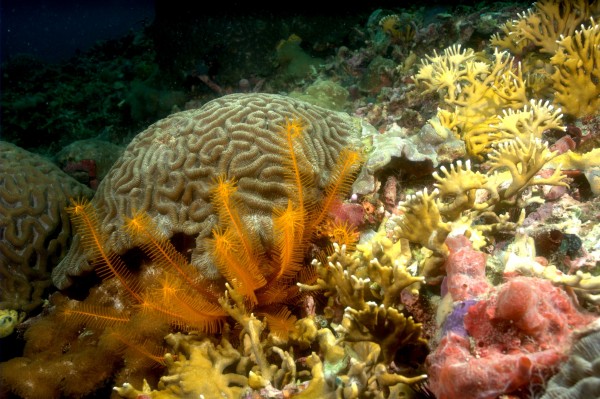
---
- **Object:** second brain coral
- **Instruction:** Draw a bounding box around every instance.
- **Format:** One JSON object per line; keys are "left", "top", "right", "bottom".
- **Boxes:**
{"left": 52, "top": 92, "right": 367, "bottom": 289}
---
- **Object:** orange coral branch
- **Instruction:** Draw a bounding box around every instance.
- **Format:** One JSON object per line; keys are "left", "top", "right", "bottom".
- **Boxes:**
{"left": 206, "top": 227, "right": 266, "bottom": 305}
{"left": 66, "top": 199, "right": 142, "bottom": 302}
{"left": 124, "top": 211, "right": 219, "bottom": 300}
{"left": 309, "top": 148, "right": 363, "bottom": 233}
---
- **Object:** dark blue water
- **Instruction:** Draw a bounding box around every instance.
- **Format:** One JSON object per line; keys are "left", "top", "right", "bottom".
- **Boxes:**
{"left": 0, "top": 0, "right": 154, "bottom": 63}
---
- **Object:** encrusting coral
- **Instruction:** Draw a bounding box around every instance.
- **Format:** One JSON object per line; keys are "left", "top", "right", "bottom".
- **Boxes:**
{"left": 0, "top": 141, "right": 93, "bottom": 320}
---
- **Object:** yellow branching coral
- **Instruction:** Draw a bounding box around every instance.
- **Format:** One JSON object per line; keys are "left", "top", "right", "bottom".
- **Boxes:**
{"left": 551, "top": 18, "right": 600, "bottom": 118}
{"left": 493, "top": 99, "right": 564, "bottom": 144}
{"left": 394, "top": 189, "right": 451, "bottom": 256}
{"left": 491, "top": 0, "right": 600, "bottom": 55}
{"left": 413, "top": 44, "right": 477, "bottom": 99}
{"left": 115, "top": 333, "right": 246, "bottom": 399}
{"left": 432, "top": 160, "right": 496, "bottom": 220}
{"left": 487, "top": 136, "right": 567, "bottom": 200}
{"left": 299, "top": 240, "right": 428, "bottom": 395}
{"left": 337, "top": 304, "right": 425, "bottom": 364}
{"left": 415, "top": 45, "right": 528, "bottom": 158}
{"left": 391, "top": 136, "right": 568, "bottom": 277}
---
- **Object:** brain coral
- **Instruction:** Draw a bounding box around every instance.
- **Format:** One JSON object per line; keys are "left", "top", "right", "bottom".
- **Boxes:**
{"left": 541, "top": 327, "right": 600, "bottom": 399}
{"left": 0, "top": 141, "right": 93, "bottom": 312}
{"left": 53, "top": 93, "right": 365, "bottom": 289}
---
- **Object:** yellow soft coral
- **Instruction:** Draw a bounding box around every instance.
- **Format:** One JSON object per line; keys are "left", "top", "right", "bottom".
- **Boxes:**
{"left": 551, "top": 18, "right": 600, "bottom": 117}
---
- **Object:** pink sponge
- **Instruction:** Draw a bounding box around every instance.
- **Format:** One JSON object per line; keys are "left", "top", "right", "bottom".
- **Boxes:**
{"left": 442, "top": 235, "right": 491, "bottom": 301}
{"left": 427, "top": 276, "right": 596, "bottom": 399}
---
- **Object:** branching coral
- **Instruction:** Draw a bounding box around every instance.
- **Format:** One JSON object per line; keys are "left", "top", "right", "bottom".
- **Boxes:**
{"left": 490, "top": 0, "right": 600, "bottom": 55}
{"left": 391, "top": 136, "right": 567, "bottom": 279}
{"left": 487, "top": 136, "right": 567, "bottom": 201}
{"left": 116, "top": 332, "right": 247, "bottom": 399}
{"left": 431, "top": 160, "right": 494, "bottom": 221}
{"left": 394, "top": 189, "right": 451, "bottom": 257}
{"left": 492, "top": 99, "right": 564, "bottom": 144}
{"left": 414, "top": 45, "right": 529, "bottom": 158}
{"left": 299, "top": 238, "right": 428, "bottom": 397}
{"left": 551, "top": 18, "right": 600, "bottom": 118}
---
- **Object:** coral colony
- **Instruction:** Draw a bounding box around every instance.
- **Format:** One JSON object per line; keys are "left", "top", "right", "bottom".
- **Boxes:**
{"left": 2, "top": 1, "right": 600, "bottom": 398}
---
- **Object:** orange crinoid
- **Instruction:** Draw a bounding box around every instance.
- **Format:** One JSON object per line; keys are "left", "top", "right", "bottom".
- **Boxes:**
{"left": 0, "top": 116, "right": 363, "bottom": 398}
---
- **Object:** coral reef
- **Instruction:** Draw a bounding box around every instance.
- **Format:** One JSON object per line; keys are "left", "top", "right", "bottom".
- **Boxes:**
{"left": 3, "top": 1, "right": 600, "bottom": 398}
{"left": 115, "top": 236, "right": 428, "bottom": 399}
{"left": 4, "top": 114, "right": 420, "bottom": 399}
{"left": 0, "top": 141, "right": 93, "bottom": 315}
{"left": 490, "top": 0, "right": 600, "bottom": 56}
{"left": 52, "top": 93, "right": 366, "bottom": 290}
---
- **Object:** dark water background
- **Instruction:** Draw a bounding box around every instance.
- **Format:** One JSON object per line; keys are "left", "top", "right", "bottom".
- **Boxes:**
{"left": 1, "top": 0, "right": 155, "bottom": 63}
